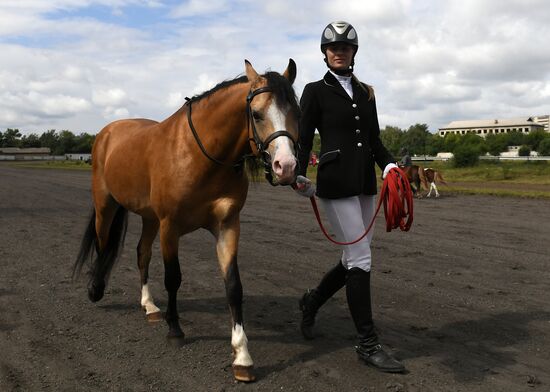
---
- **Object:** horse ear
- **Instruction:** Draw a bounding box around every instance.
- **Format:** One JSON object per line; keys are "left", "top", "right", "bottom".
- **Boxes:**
{"left": 283, "top": 58, "right": 297, "bottom": 85}
{"left": 244, "top": 60, "right": 259, "bottom": 82}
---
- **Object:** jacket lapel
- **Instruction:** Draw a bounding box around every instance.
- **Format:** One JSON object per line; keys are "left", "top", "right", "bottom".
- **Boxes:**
{"left": 323, "top": 71, "right": 353, "bottom": 102}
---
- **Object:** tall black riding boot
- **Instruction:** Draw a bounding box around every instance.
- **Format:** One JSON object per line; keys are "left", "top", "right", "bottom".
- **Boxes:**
{"left": 299, "top": 261, "right": 347, "bottom": 339}
{"left": 346, "top": 267, "right": 405, "bottom": 373}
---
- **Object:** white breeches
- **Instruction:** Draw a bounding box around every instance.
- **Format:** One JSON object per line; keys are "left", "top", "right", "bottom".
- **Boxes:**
{"left": 319, "top": 194, "right": 376, "bottom": 272}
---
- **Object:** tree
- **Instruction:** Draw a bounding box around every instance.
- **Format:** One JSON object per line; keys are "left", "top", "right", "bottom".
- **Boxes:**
{"left": 537, "top": 138, "right": 550, "bottom": 156}
{"left": 484, "top": 134, "right": 508, "bottom": 156}
{"left": 0, "top": 128, "right": 22, "bottom": 147}
{"left": 504, "top": 130, "right": 525, "bottom": 147}
{"left": 55, "top": 130, "right": 77, "bottom": 155}
{"left": 526, "top": 129, "right": 548, "bottom": 151}
{"left": 518, "top": 145, "right": 531, "bottom": 157}
{"left": 20, "top": 133, "right": 42, "bottom": 148}
{"left": 39, "top": 130, "right": 59, "bottom": 152}
{"left": 452, "top": 144, "right": 480, "bottom": 167}
{"left": 402, "top": 123, "right": 430, "bottom": 155}
{"left": 74, "top": 133, "right": 95, "bottom": 153}
{"left": 380, "top": 125, "right": 404, "bottom": 156}
{"left": 425, "top": 133, "right": 445, "bottom": 156}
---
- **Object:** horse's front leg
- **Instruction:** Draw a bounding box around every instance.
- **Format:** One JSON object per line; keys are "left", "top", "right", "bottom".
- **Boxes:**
{"left": 214, "top": 215, "right": 255, "bottom": 383}
{"left": 137, "top": 217, "right": 162, "bottom": 322}
{"left": 160, "top": 220, "right": 184, "bottom": 339}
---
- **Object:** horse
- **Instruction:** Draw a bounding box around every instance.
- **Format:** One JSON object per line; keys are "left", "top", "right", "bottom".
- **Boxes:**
{"left": 73, "top": 59, "right": 299, "bottom": 383}
{"left": 401, "top": 164, "right": 447, "bottom": 197}
{"left": 422, "top": 167, "right": 447, "bottom": 197}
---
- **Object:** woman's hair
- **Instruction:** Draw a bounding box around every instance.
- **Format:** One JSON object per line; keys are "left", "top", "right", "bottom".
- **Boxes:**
{"left": 351, "top": 73, "right": 375, "bottom": 101}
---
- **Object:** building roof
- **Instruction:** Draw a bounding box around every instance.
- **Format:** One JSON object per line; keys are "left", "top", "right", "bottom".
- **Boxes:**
{"left": 440, "top": 117, "right": 544, "bottom": 130}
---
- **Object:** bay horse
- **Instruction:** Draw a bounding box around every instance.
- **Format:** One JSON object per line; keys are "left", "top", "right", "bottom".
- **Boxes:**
{"left": 73, "top": 60, "right": 299, "bottom": 382}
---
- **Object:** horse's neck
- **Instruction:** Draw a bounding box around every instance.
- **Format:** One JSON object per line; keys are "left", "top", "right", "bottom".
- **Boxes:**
{"left": 189, "top": 83, "right": 251, "bottom": 158}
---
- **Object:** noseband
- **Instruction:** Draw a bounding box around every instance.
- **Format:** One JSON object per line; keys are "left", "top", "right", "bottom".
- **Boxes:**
{"left": 185, "top": 86, "right": 297, "bottom": 186}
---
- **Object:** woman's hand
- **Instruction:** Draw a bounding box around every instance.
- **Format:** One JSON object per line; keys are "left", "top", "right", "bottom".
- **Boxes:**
{"left": 382, "top": 163, "right": 399, "bottom": 179}
{"left": 294, "top": 175, "right": 316, "bottom": 197}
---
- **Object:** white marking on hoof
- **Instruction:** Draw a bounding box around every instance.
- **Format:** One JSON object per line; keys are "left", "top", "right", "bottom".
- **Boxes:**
{"left": 141, "top": 284, "right": 161, "bottom": 315}
{"left": 231, "top": 323, "right": 253, "bottom": 367}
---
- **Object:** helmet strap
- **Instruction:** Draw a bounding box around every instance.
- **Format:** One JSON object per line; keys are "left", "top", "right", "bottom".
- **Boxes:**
{"left": 324, "top": 56, "right": 355, "bottom": 76}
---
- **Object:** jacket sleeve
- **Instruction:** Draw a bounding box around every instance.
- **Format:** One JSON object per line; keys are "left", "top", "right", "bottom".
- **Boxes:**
{"left": 368, "top": 97, "right": 396, "bottom": 170}
{"left": 297, "top": 83, "right": 320, "bottom": 177}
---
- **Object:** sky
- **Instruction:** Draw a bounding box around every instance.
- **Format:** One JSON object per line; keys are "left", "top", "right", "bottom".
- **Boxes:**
{"left": 1, "top": 0, "right": 549, "bottom": 135}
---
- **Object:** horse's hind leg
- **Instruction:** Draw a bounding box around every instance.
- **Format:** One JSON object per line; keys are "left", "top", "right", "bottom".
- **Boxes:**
{"left": 214, "top": 215, "right": 255, "bottom": 383}
{"left": 89, "top": 194, "right": 121, "bottom": 302}
{"left": 137, "top": 217, "right": 162, "bottom": 322}
{"left": 433, "top": 182, "right": 440, "bottom": 197}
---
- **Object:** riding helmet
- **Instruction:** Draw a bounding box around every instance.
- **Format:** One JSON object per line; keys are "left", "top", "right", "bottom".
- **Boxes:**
{"left": 320, "top": 21, "right": 358, "bottom": 53}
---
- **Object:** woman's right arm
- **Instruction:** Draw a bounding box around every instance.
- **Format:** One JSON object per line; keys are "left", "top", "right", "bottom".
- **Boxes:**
{"left": 297, "top": 83, "right": 320, "bottom": 177}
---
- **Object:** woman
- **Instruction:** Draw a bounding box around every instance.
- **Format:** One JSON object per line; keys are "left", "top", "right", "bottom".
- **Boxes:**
{"left": 295, "top": 21, "right": 405, "bottom": 373}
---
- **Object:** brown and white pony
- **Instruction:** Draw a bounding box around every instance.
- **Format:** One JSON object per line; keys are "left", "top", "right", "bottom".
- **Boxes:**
{"left": 401, "top": 165, "right": 447, "bottom": 197}
{"left": 73, "top": 60, "right": 299, "bottom": 382}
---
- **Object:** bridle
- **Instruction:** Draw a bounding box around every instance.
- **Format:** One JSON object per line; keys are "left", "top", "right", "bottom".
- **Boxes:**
{"left": 185, "top": 86, "right": 297, "bottom": 186}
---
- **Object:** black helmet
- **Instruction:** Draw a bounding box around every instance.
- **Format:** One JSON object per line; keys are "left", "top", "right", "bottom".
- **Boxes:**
{"left": 320, "top": 21, "right": 358, "bottom": 53}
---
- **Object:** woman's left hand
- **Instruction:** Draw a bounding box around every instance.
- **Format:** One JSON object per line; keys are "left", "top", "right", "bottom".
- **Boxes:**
{"left": 382, "top": 163, "right": 399, "bottom": 179}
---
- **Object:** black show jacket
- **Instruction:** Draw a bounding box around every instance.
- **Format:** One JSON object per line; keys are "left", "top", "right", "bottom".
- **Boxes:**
{"left": 298, "top": 71, "right": 396, "bottom": 199}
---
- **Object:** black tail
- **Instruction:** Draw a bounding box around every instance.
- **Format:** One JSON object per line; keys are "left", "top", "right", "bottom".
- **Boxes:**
{"left": 73, "top": 206, "right": 128, "bottom": 302}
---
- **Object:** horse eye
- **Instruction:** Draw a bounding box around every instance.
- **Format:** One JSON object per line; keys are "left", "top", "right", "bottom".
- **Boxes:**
{"left": 252, "top": 111, "right": 263, "bottom": 121}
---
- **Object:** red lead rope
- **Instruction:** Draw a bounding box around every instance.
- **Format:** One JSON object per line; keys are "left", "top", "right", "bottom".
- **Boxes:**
{"left": 300, "top": 167, "right": 414, "bottom": 245}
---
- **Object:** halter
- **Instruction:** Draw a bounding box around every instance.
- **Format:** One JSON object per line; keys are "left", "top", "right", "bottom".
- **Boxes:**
{"left": 186, "top": 86, "right": 297, "bottom": 186}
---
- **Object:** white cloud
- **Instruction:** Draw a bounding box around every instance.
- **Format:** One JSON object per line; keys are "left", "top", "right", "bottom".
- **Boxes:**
{"left": 0, "top": 0, "right": 549, "bottom": 134}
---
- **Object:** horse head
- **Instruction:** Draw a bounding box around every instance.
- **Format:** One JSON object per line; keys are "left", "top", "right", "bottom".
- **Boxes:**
{"left": 244, "top": 59, "right": 299, "bottom": 185}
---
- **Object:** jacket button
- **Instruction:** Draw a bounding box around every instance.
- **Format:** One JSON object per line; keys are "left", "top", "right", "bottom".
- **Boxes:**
{"left": 355, "top": 116, "right": 360, "bottom": 120}
{"left": 352, "top": 103, "right": 357, "bottom": 108}
{"left": 357, "top": 142, "right": 363, "bottom": 147}
{"left": 356, "top": 129, "right": 361, "bottom": 134}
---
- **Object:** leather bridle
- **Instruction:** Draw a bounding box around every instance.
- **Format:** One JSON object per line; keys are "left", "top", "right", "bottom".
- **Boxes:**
{"left": 185, "top": 86, "right": 297, "bottom": 186}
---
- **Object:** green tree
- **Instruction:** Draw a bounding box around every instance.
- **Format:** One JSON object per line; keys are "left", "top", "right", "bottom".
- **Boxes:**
{"left": 425, "top": 133, "right": 445, "bottom": 156}
{"left": 1, "top": 128, "right": 22, "bottom": 147}
{"left": 55, "top": 130, "right": 77, "bottom": 155}
{"left": 518, "top": 145, "right": 531, "bottom": 157}
{"left": 402, "top": 123, "right": 430, "bottom": 155}
{"left": 504, "top": 130, "right": 525, "bottom": 146}
{"left": 39, "top": 130, "right": 59, "bottom": 152}
{"left": 20, "top": 133, "right": 42, "bottom": 148}
{"left": 380, "top": 125, "right": 404, "bottom": 156}
{"left": 74, "top": 133, "right": 95, "bottom": 153}
{"left": 442, "top": 133, "right": 461, "bottom": 153}
{"left": 537, "top": 138, "right": 550, "bottom": 155}
{"left": 452, "top": 144, "right": 480, "bottom": 167}
{"left": 485, "top": 134, "right": 508, "bottom": 156}
{"left": 526, "top": 129, "right": 548, "bottom": 151}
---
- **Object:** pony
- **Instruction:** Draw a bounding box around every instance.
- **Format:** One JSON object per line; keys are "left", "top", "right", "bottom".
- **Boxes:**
{"left": 400, "top": 165, "right": 447, "bottom": 197}
{"left": 73, "top": 60, "right": 299, "bottom": 382}
{"left": 422, "top": 167, "right": 447, "bottom": 197}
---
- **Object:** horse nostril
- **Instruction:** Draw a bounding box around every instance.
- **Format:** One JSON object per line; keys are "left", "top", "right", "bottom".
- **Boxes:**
{"left": 273, "top": 160, "right": 282, "bottom": 173}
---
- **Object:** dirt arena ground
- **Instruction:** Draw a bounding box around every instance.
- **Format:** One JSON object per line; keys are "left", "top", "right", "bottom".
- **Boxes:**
{"left": 1, "top": 164, "right": 548, "bottom": 392}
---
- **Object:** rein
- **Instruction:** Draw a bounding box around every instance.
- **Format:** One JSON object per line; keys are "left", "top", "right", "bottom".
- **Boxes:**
{"left": 300, "top": 167, "right": 413, "bottom": 245}
{"left": 185, "top": 86, "right": 297, "bottom": 185}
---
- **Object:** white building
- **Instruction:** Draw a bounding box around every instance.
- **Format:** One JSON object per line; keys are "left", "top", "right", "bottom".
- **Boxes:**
{"left": 438, "top": 115, "right": 548, "bottom": 138}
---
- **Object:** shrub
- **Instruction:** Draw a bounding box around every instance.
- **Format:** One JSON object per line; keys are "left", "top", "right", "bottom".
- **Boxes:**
{"left": 452, "top": 144, "right": 480, "bottom": 167}
{"left": 538, "top": 138, "right": 550, "bottom": 156}
{"left": 518, "top": 145, "right": 531, "bottom": 157}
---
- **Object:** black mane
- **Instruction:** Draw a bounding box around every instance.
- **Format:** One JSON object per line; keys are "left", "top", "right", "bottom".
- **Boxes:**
{"left": 188, "top": 71, "right": 300, "bottom": 117}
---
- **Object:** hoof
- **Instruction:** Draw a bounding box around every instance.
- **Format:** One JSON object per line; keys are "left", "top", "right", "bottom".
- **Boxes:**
{"left": 87, "top": 282, "right": 105, "bottom": 302}
{"left": 146, "top": 311, "right": 163, "bottom": 323}
{"left": 232, "top": 365, "right": 256, "bottom": 383}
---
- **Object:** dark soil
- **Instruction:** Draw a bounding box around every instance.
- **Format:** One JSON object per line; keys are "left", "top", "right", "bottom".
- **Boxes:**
{"left": 1, "top": 164, "right": 548, "bottom": 391}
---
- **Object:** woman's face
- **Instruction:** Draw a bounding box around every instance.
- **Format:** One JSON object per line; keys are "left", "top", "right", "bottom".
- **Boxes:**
{"left": 325, "top": 43, "right": 355, "bottom": 71}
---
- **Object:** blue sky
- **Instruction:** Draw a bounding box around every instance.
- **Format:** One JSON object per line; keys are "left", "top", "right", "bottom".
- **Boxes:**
{"left": 1, "top": 0, "right": 549, "bottom": 134}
